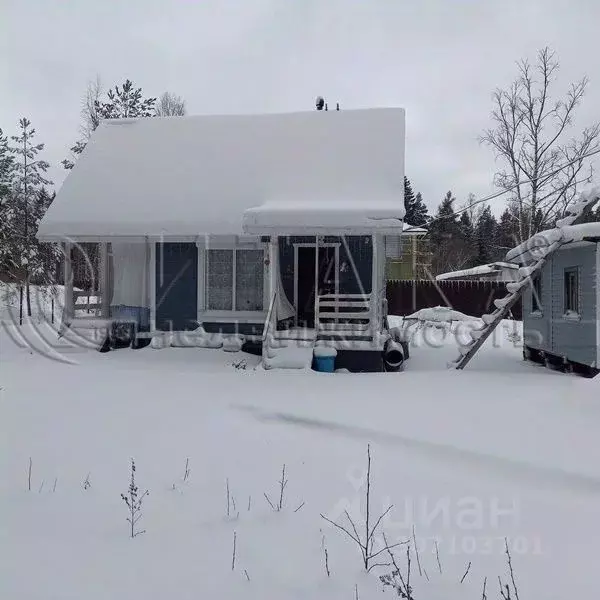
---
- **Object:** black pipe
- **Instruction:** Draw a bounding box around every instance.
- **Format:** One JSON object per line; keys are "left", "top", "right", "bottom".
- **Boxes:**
{"left": 383, "top": 339, "right": 404, "bottom": 372}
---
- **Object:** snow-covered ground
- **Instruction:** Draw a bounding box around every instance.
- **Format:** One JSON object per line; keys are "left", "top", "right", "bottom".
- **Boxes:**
{"left": 1, "top": 312, "right": 599, "bottom": 599}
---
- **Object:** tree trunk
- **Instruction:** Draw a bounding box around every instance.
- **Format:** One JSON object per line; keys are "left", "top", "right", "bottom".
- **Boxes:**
{"left": 26, "top": 273, "right": 31, "bottom": 317}
{"left": 19, "top": 284, "right": 23, "bottom": 326}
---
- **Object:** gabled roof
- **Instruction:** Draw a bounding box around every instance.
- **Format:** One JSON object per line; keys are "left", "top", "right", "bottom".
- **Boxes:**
{"left": 38, "top": 108, "right": 406, "bottom": 240}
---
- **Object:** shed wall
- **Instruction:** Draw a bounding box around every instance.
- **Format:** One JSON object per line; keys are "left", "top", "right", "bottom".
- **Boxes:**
{"left": 523, "top": 243, "right": 598, "bottom": 366}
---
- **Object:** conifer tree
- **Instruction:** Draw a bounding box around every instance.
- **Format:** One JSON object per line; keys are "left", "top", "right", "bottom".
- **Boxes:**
{"left": 63, "top": 78, "right": 156, "bottom": 169}
{"left": 0, "top": 127, "right": 16, "bottom": 276}
{"left": 9, "top": 118, "right": 53, "bottom": 319}
{"left": 428, "top": 191, "right": 467, "bottom": 273}
{"left": 403, "top": 177, "right": 430, "bottom": 226}
{"left": 473, "top": 204, "right": 499, "bottom": 265}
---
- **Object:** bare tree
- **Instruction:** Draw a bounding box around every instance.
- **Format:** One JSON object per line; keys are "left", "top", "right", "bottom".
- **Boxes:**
{"left": 155, "top": 92, "right": 186, "bottom": 117}
{"left": 62, "top": 76, "right": 103, "bottom": 170}
{"left": 481, "top": 47, "right": 600, "bottom": 243}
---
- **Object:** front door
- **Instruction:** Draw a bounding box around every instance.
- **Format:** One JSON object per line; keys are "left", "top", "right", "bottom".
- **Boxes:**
{"left": 155, "top": 242, "right": 198, "bottom": 331}
{"left": 295, "top": 244, "right": 338, "bottom": 328}
{"left": 296, "top": 246, "right": 316, "bottom": 328}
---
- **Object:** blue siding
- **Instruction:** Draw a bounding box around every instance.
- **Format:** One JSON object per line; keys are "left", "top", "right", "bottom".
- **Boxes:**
{"left": 155, "top": 243, "right": 198, "bottom": 331}
{"left": 550, "top": 245, "right": 597, "bottom": 366}
{"left": 523, "top": 259, "right": 552, "bottom": 351}
{"left": 523, "top": 243, "right": 598, "bottom": 366}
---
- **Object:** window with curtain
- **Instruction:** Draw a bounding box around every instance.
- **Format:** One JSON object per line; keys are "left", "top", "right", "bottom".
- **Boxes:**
{"left": 235, "top": 249, "right": 264, "bottom": 310}
{"left": 207, "top": 250, "right": 233, "bottom": 310}
{"left": 206, "top": 248, "right": 264, "bottom": 311}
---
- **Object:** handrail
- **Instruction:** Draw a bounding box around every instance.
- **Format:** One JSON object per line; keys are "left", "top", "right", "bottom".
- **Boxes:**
{"left": 262, "top": 289, "right": 278, "bottom": 344}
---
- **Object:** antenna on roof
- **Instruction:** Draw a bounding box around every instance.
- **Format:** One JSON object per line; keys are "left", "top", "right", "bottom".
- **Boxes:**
{"left": 316, "top": 96, "right": 325, "bottom": 111}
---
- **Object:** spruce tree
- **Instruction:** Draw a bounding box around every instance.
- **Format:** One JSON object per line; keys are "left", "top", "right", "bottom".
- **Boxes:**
{"left": 457, "top": 211, "right": 476, "bottom": 265}
{"left": 474, "top": 205, "right": 499, "bottom": 265}
{"left": 428, "top": 191, "right": 466, "bottom": 273}
{"left": 496, "top": 207, "right": 520, "bottom": 258}
{"left": 403, "top": 177, "right": 430, "bottom": 226}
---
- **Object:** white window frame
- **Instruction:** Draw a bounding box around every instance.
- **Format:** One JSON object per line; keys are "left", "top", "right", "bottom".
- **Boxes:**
{"left": 530, "top": 273, "right": 543, "bottom": 316}
{"left": 563, "top": 266, "right": 581, "bottom": 320}
{"left": 200, "top": 238, "right": 268, "bottom": 321}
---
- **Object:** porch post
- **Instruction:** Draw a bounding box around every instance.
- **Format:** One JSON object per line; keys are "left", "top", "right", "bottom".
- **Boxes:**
{"left": 99, "top": 242, "right": 110, "bottom": 318}
{"left": 268, "top": 235, "right": 278, "bottom": 302}
{"left": 149, "top": 241, "right": 156, "bottom": 331}
{"left": 315, "top": 234, "right": 320, "bottom": 330}
{"left": 64, "top": 241, "right": 74, "bottom": 323}
{"left": 371, "top": 234, "right": 378, "bottom": 338}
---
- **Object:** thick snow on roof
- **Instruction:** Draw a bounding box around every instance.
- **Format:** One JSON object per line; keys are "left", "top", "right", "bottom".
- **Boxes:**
{"left": 402, "top": 221, "right": 427, "bottom": 234}
{"left": 506, "top": 222, "right": 600, "bottom": 264}
{"left": 38, "top": 108, "right": 405, "bottom": 240}
{"left": 436, "top": 262, "right": 519, "bottom": 281}
{"left": 242, "top": 200, "right": 405, "bottom": 234}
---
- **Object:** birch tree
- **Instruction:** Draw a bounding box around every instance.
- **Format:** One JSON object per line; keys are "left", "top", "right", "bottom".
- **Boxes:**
{"left": 62, "top": 76, "right": 103, "bottom": 170}
{"left": 155, "top": 92, "right": 186, "bottom": 117}
{"left": 481, "top": 47, "right": 600, "bottom": 243}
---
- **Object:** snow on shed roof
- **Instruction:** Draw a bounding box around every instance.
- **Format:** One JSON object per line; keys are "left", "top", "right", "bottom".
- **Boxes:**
{"left": 506, "top": 222, "right": 600, "bottom": 264}
{"left": 435, "top": 262, "right": 519, "bottom": 281}
{"left": 38, "top": 108, "right": 405, "bottom": 240}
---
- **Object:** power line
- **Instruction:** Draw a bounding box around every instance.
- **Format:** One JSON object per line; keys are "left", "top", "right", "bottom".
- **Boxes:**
{"left": 403, "top": 146, "right": 600, "bottom": 233}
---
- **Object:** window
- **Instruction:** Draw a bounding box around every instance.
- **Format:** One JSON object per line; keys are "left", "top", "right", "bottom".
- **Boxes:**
{"left": 206, "top": 249, "right": 264, "bottom": 311}
{"left": 235, "top": 249, "right": 264, "bottom": 310}
{"left": 531, "top": 275, "right": 542, "bottom": 313}
{"left": 207, "top": 250, "right": 233, "bottom": 310}
{"left": 564, "top": 267, "right": 579, "bottom": 314}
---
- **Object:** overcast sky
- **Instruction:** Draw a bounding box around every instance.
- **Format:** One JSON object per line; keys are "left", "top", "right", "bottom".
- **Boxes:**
{"left": 2, "top": 0, "right": 599, "bottom": 215}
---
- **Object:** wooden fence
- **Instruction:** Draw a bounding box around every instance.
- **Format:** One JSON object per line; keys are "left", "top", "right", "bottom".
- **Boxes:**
{"left": 386, "top": 279, "right": 523, "bottom": 319}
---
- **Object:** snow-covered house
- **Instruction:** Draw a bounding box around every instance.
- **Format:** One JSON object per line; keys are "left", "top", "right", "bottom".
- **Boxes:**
{"left": 37, "top": 108, "right": 408, "bottom": 371}
{"left": 506, "top": 221, "right": 600, "bottom": 376}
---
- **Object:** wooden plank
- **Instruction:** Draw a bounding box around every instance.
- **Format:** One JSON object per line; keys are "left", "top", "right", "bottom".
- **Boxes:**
{"left": 318, "top": 312, "right": 372, "bottom": 320}
{"left": 319, "top": 293, "right": 371, "bottom": 299}
{"left": 319, "top": 300, "right": 370, "bottom": 308}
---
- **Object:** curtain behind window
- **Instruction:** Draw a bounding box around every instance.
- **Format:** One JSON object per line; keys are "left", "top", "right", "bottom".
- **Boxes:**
{"left": 236, "top": 249, "right": 264, "bottom": 311}
{"left": 207, "top": 250, "right": 233, "bottom": 310}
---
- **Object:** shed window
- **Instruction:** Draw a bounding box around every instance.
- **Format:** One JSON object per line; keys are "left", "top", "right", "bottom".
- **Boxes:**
{"left": 206, "top": 249, "right": 264, "bottom": 311}
{"left": 564, "top": 267, "right": 579, "bottom": 314}
{"left": 531, "top": 275, "right": 542, "bottom": 313}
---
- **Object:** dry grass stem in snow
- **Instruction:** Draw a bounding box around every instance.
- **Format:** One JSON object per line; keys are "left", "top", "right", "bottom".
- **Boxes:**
{"left": 321, "top": 444, "right": 404, "bottom": 571}
{"left": 120, "top": 458, "right": 149, "bottom": 538}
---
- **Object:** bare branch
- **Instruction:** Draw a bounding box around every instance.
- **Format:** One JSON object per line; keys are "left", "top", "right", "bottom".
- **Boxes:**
{"left": 412, "top": 525, "right": 422, "bottom": 577}
{"left": 231, "top": 531, "right": 237, "bottom": 571}
{"left": 460, "top": 561, "right": 472, "bottom": 584}
{"left": 505, "top": 538, "right": 521, "bottom": 600}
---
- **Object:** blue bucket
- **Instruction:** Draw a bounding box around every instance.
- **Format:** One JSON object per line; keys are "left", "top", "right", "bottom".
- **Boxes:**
{"left": 314, "top": 355, "right": 336, "bottom": 373}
